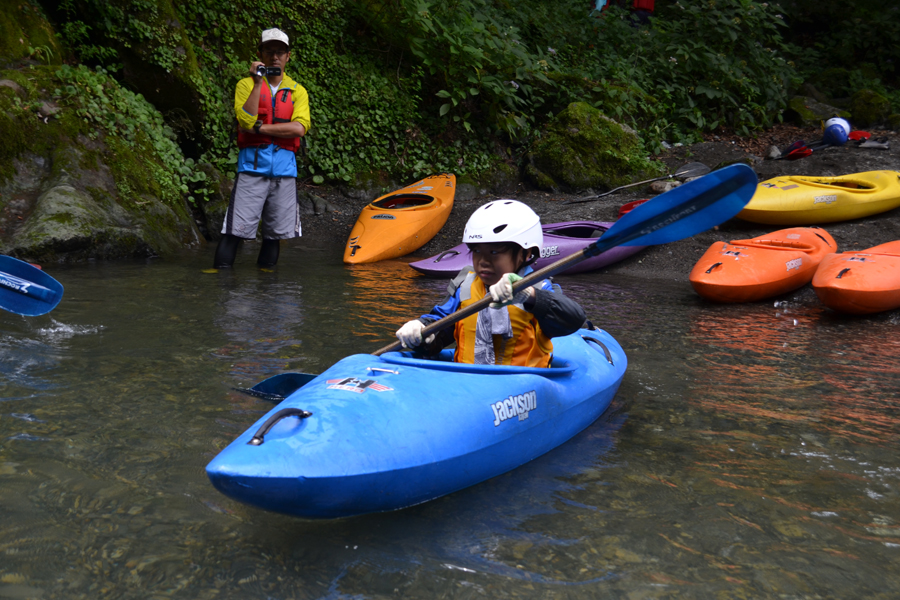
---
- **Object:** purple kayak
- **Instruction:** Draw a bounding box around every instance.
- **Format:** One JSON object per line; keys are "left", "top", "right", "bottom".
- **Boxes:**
{"left": 409, "top": 221, "right": 646, "bottom": 277}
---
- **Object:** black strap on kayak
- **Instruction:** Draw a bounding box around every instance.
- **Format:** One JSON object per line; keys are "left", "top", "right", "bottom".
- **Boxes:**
{"left": 836, "top": 268, "right": 851, "bottom": 279}
{"left": 247, "top": 408, "right": 312, "bottom": 446}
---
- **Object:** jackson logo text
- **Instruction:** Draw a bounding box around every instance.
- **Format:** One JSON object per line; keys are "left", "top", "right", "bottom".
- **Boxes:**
{"left": 491, "top": 391, "right": 537, "bottom": 426}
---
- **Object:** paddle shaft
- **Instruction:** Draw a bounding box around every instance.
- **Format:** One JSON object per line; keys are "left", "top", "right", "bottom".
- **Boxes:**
{"left": 565, "top": 162, "right": 709, "bottom": 205}
{"left": 373, "top": 171, "right": 746, "bottom": 356}
{"left": 0, "top": 271, "right": 57, "bottom": 302}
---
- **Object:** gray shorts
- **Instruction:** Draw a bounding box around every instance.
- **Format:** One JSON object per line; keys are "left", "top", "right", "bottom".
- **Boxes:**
{"left": 222, "top": 173, "right": 301, "bottom": 239}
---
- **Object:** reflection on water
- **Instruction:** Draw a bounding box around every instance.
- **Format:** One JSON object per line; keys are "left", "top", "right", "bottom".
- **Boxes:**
{"left": 343, "top": 259, "right": 445, "bottom": 343}
{"left": 1, "top": 246, "right": 899, "bottom": 598}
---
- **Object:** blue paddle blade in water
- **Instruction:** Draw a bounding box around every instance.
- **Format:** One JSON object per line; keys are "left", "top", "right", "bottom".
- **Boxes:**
{"left": 0, "top": 255, "right": 64, "bottom": 316}
{"left": 594, "top": 163, "right": 758, "bottom": 252}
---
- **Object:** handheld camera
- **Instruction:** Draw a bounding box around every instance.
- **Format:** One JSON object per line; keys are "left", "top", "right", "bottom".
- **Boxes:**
{"left": 255, "top": 66, "right": 282, "bottom": 77}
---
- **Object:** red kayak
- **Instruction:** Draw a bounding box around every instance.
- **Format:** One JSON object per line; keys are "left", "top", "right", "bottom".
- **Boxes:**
{"left": 618, "top": 199, "right": 649, "bottom": 218}
{"left": 812, "top": 241, "right": 900, "bottom": 314}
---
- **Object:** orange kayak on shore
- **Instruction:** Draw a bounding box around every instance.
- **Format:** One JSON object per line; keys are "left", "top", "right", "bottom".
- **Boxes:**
{"left": 812, "top": 241, "right": 900, "bottom": 314}
{"left": 689, "top": 227, "right": 837, "bottom": 303}
{"left": 344, "top": 174, "right": 456, "bottom": 264}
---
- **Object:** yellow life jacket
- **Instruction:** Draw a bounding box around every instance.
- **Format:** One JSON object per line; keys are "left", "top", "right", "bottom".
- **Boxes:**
{"left": 453, "top": 272, "right": 554, "bottom": 367}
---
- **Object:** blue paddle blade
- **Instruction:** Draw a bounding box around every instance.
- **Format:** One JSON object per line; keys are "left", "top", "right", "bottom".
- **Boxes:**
{"left": 593, "top": 163, "right": 758, "bottom": 251}
{"left": 234, "top": 372, "right": 317, "bottom": 402}
{"left": 0, "top": 255, "right": 64, "bottom": 316}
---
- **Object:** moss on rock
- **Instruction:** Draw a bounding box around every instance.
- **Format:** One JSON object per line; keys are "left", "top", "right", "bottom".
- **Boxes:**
{"left": 525, "top": 102, "right": 662, "bottom": 193}
{"left": 0, "top": 64, "right": 202, "bottom": 261}
{"left": 455, "top": 162, "right": 519, "bottom": 201}
{"left": 786, "top": 96, "right": 850, "bottom": 127}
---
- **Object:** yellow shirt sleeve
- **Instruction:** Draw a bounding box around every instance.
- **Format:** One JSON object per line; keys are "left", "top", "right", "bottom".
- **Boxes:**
{"left": 286, "top": 78, "right": 311, "bottom": 133}
{"left": 234, "top": 77, "right": 258, "bottom": 131}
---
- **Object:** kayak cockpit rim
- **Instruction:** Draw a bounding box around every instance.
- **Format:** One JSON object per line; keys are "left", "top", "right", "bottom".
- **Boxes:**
{"left": 370, "top": 193, "right": 436, "bottom": 210}
{"left": 541, "top": 223, "right": 609, "bottom": 239}
{"left": 377, "top": 349, "right": 577, "bottom": 376}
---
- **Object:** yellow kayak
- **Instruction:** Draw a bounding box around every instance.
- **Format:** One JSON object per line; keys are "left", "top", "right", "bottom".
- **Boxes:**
{"left": 738, "top": 170, "right": 900, "bottom": 225}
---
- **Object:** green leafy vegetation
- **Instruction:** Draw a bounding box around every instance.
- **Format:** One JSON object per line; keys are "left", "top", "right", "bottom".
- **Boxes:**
{"left": 782, "top": 0, "right": 900, "bottom": 112}
{"left": 29, "top": 0, "right": 900, "bottom": 199}
{"left": 53, "top": 64, "right": 206, "bottom": 206}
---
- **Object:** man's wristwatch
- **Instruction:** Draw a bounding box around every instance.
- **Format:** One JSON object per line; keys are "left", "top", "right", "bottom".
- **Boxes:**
{"left": 253, "top": 120, "right": 262, "bottom": 135}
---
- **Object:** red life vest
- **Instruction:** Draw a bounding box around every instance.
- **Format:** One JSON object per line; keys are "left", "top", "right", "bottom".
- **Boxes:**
{"left": 237, "top": 85, "right": 300, "bottom": 152}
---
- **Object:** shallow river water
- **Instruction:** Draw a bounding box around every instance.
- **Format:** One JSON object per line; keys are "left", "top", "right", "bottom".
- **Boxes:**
{"left": 1, "top": 241, "right": 899, "bottom": 599}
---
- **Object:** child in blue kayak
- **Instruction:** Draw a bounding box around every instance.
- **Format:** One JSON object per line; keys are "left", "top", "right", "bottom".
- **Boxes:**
{"left": 396, "top": 200, "right": 586, "bottom": 367}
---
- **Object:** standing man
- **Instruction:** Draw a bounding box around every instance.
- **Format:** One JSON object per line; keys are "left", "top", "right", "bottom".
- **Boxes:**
{"left": 214, "top": 27, "right": 311, "bottom": 269}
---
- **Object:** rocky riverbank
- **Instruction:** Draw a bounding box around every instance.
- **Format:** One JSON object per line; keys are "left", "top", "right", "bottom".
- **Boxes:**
{"left": 297, "top": 125, "right": 900, "bottom": 280}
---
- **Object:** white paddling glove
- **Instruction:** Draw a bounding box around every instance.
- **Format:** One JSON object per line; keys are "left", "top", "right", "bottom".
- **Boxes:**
{"left": 396, "top": 320, "right": 435, "bottom": 348}
{"left": 489, "top": 273, "right": 532, "bottom": 308}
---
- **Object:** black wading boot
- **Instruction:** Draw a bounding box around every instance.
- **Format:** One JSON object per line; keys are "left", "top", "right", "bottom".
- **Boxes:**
{"left": 257, "top": 239, "right": 280, "bottom": 267}
{"left": 213, "top": 234, "right": 241, "bottom": 268}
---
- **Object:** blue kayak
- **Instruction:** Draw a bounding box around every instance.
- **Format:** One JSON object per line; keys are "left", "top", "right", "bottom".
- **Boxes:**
{"left": 206, "top": 327, "right": 627, "bottom": 519}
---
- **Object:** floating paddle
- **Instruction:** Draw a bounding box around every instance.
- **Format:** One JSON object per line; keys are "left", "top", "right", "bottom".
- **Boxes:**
{"left": 563, "top": 162, "right": 711, "bottom": 205}
{"left": 0, "top": 255, "right": 64, "bottom": 316}
{"left": 373, "top": 163, "right": 758, "bottom": 356}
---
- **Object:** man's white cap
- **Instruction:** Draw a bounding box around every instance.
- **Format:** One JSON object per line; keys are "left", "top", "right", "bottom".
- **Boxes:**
{"left": 260, "top": 28, "right": 289, "bottom": 47}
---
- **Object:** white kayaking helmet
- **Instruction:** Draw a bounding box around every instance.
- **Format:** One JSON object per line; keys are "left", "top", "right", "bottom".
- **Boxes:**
{"left": 823, "top": 117, "right": 850, "bottom": 146}
{"left": 463, "top": 199, "right": 543, "bottom": 259}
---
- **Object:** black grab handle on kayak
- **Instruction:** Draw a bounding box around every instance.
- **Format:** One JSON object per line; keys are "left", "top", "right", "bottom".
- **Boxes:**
{"left": 836, "top": 267, "right": 851, "bottom": 279}
{"left": 434, "top": 250, "right": 460, "bottom": 263}
{"left": 705, "top": 262, "right": 722, "bottom": 274}
{"left": 248, "top": 408, "right": 313, "bottom": 446}
{"left": 582, "top": 336, "right": 614, "bottom": 365}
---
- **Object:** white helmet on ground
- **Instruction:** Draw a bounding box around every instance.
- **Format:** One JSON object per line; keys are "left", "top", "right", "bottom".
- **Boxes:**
{"left": 823, "top": 117, "right": 850, "bottom": 146}
{"left": 463, "top": 200, "right": 543, "bottom": 257}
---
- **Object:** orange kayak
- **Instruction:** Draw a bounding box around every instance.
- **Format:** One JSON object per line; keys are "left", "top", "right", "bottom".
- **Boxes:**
{"left": 689, "top": 227, "right": 837, "bottom": 303}
{"left": 812, "top": 241, "right": 900, "bottom": 314}
{"left": 343, "top": 174, "right": 455, "bottom": 264}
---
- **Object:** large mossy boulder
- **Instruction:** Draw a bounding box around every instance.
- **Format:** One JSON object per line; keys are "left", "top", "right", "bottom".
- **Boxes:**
{"left": 525, "top": 102, "right": 661, "bottom": 193}
{"left": 7, "top": 168, "right": 197, "bottom": 262}
{"left": 786, "top": 96, "right": 850, "bottom": 127}
{"left": 0, "top": 65, "right": 201, "bottom": 262}
{"left": 848, "top": 89, "right": 892, "bottom": 128}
